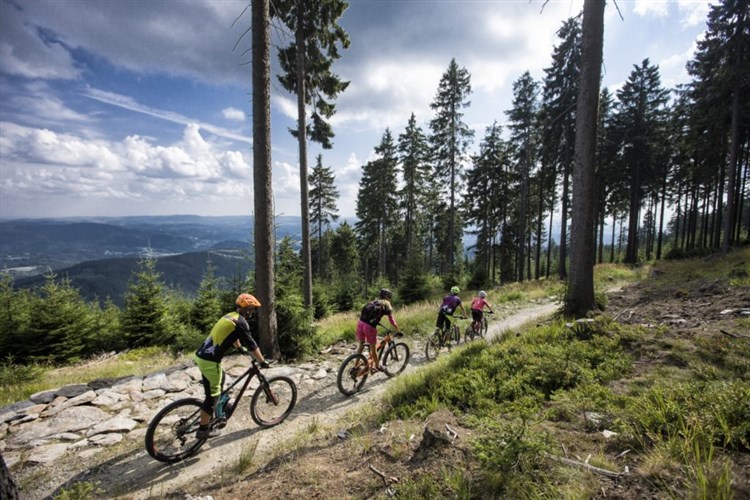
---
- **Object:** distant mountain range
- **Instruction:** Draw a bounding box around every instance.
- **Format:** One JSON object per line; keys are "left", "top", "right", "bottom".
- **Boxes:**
{"left": 0, "top": 215, "right": 305, "bottom": 305}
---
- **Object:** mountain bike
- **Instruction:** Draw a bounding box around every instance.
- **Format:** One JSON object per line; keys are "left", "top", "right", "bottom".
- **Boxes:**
{"left": 425, "top": 315, "right": 466, "bottom": 361}
{"left": 336, "top": 324, "right": 410, "bottom": 396}
{"left": 145, "top": 357, "right": 297, "bottom": 463}
{"left": 465, "top": 311, "right": 493, "bottom": 342}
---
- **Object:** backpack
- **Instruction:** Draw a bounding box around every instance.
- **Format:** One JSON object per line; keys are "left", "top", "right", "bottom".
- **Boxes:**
{"left": 360, "top": 300, "right": 382, "bottom": 325}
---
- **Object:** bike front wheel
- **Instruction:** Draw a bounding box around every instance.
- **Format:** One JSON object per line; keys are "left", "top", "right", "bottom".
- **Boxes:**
{"left": 424, "top": 332, "right": 444, "bottom": 361}
{"left": 452, "top": 325, "right": 461, "bottom": 344}
{"left": 482, "top": 317, "right": 489, "bottom": 337}
{"left": 145, "top": 397, "right": 206, "bottom": 463}
{"left": 464, "top": 324, "right": 475, "bottom": 342}
{"left": 250, "top": 376, "right": 297, "bottom": 428}
{"left": 336, "top": 353, "right": 369, "bottom": 396}
{"left": 382, "top": 342, "right": 410, "bottom": 377}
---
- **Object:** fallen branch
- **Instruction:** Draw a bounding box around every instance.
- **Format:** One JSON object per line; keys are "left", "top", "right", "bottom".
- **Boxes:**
{"left": 612, "top": 309, "right": 631, "bottom": 321}
{"left": 721, "top": 329, "right": 750, "bottom": 339}
{"left": 368, "top": 463, "right": 399, "bottom": 488}
{"left": 544, "top": 453, "right": 630, "bottom": 479}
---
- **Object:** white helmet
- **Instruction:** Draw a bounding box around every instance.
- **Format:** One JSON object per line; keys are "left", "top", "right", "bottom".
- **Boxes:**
{"left": 479, "top": 290, "right": 487, "bottom": 298}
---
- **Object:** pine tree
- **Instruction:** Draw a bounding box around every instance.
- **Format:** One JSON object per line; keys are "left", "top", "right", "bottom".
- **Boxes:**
{"left": 273, "top": 0, "right": 350, "bottom": 307}
{"left": 429, "top": 58, "right": 474, "bottom": 273}
{"left": 190, "top": 258, "right": 222, "bottom": 333}
{"left": 540, "top": 17, "right": 582, "bottom": 278}
{"left": 506, "top": 71, "right": 540, "bottom": 282}
{"left": 465, "top": 121, "right": 512, "bottom": 285}
{"left": 355, "top": 129, "right": 399, "bottom": 286}
{"left": 687, "top": 0, "right": 750, "bottom": 251}
{"left": 121, "top": 257, "right": 169, "bottom": 348}
{"left": 26, "top": 275, "right": 97, "bottom": 363}
{"left": 329, "top": 221, "right": 361, "bottom": 310}
{"left": 0, "top": 275, "right": 31, "bottom": 361}
{"left": 397, "top": 113, "right": 432, "bottom": 263}
{"left": 309, "top": 153, "right": 339, "bottom": 278}
{"left": 614, "top": 59, "right": 670, "bottom": 263}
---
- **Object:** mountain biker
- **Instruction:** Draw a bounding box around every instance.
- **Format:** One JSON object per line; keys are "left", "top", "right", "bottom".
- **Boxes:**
{"left": 470, "top": 290, "right": 494, "bottom": 333}
{"left": 193, "top": 293, "right": 270, "bottom": 439}
{"left": 436, "top": 286, "right": 467, "bottom": 344}
{"left": 356, "top": 288, "right": 401, "bottom": 373}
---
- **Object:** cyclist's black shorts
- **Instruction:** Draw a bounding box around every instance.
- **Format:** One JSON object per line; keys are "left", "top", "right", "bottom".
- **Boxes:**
{"left": 471, "top": 309, "right": 483, "bottom": 322}
{"left": 436, "top": 310, "right": 453, "bottom": 330}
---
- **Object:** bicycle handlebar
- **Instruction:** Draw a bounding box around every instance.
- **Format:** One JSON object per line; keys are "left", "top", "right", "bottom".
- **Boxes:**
{"left": 377, "top": 323, "right": 404, "bottom": 337}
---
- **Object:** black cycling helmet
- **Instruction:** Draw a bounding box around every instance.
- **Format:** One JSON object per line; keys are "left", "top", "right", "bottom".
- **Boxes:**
{"left": 379, "top": 288, "right": 392, "bottom": 300}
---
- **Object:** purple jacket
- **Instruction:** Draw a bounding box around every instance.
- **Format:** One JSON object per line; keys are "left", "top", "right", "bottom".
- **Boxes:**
{"left": 439, "top": 294, "right": 462, "bottom": 315}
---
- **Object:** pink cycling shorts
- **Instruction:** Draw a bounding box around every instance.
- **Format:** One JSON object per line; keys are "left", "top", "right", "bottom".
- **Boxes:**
{"left": 356, "top": 320, "right": 378, "bottom": 345}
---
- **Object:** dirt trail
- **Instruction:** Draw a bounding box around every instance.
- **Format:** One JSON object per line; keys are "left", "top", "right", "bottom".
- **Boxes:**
{"left": 30, "top": 299, "right": 559, "bottom": 499}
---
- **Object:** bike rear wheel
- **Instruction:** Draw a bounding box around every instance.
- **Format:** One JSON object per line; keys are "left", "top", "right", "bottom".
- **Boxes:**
{"left": 452, "top": 325, "right": 461, "bottom": 344}
{"left": 250, "top": 376, "right": 297, "bottom": 428}
{"left": 382, "top": 342, "right": 410, "bottom": 377}
{"left": 145, "top": 397, "right": 206, "bottom": 463}
{"left": 336, "top": 353, "right": 369, "bottom": 396}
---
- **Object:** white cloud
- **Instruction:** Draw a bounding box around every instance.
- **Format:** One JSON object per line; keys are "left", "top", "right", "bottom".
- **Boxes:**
{"left": 82, "top": 87, "right": 252, "bottom": 144}
{"left": 0, "top": 122, "right": 256, "bottom": 217}
{"left": 222, "top": 107, "right": 246, "bottom": 122}
{"left": 634, "top": 0, "right": 669, "bottom": 17}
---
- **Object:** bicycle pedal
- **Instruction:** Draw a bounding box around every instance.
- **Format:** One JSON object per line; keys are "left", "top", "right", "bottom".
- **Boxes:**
{"left": 212, "top": 417, "right": 228, "bottom": 429}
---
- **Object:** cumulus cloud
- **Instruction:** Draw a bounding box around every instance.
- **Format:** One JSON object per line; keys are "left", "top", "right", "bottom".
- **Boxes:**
{"left": 0, "top": 122, "right": 257, "bottom": 217}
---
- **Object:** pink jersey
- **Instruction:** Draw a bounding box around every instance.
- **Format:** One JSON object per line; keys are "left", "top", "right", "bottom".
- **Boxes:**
{"left": 470, "top": 297, "right": 490, "bottom": 311}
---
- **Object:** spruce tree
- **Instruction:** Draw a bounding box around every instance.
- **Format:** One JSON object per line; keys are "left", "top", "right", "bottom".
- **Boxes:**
{"left": 26, "top": 275, "right": 97, "bottom": 363}
{"left": 355, "top": 129, "right": 399, "bottom": 286}
{"left": 309, "top": 153, "right": 339, "bottom": 278}
{"left": 540, "top": 17, "right": 582, "bottom": 278}
{"left": 273, "top": 0, "right": 350, "bottom": 307}
{"left": 614, "top": 59, "right": 670, "bottom": 263}
{"left": 505, "top": 71, "right": 540, "bottom": 282}
{"left": 190, "top": 258, "right": 222, "bottom": 333}
{"left": 397, "top": 113, "right": 432, "bottom": 263}
{"left": 121, "top": 257, "right": 169, "bottom": 348}
{"left": 429, "top": 58, "right": 474, "bottom": 273}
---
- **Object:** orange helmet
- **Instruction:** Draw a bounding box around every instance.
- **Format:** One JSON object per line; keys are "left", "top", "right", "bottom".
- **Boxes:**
{"left": 236, "top": 293, "right": 261, "bottom": 308}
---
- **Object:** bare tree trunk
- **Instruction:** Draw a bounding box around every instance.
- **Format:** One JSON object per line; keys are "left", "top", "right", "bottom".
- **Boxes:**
{"left": 295, "top": 1, "right": 313, "bottom": 308}
{"left": 253, "top": 0, "right": 279, "bottom": 358}
{"left": 565, "top": 0, "right": 604, "bottom": 316}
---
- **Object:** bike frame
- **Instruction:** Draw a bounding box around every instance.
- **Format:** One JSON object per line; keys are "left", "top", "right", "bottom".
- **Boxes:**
{"left": 359, "top": 324, "right": 398, "bottom": 372}
{"left": 217, "top": 358, "right": 273, "bottom": 420}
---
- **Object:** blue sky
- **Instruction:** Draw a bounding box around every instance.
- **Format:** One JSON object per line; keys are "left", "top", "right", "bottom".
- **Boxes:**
{"left": 0, "top": 0, "right": 712, "bottom": 219}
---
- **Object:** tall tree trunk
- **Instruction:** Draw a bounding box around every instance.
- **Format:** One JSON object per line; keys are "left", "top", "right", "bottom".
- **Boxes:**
{"left": 625, "top": 162, "right": 640, "bottom": 263}
{"left": 252, "top": 0, "right": 279, "bottom": 358}
{"left": 295, "top": 1, "right": 313, "bottom": 308}
{"left": 657, "top": 174, "right": 667, "bottom": 259}
{"left": 565, "top": 0, "right": 604, "bottom": 316}
{"left": 559, "top": 159, "right": 570, "bottom": 278}
{"left": 609, "top": 213, "right": 616, "bottom": 263}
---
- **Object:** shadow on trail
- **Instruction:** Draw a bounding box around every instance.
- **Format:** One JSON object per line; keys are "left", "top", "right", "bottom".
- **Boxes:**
{"left": 50, "top": 423, "right": 275, "bottom": 498}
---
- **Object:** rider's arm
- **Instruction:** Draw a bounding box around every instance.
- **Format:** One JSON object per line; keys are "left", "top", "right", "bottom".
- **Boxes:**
{"left": 386, "top": 313, "right": 399, "bottom": 331}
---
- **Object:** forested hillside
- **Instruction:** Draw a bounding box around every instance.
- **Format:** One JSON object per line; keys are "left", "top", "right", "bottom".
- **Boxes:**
{"left": 12, "top": 249, "right": 253, "bottom": 306}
